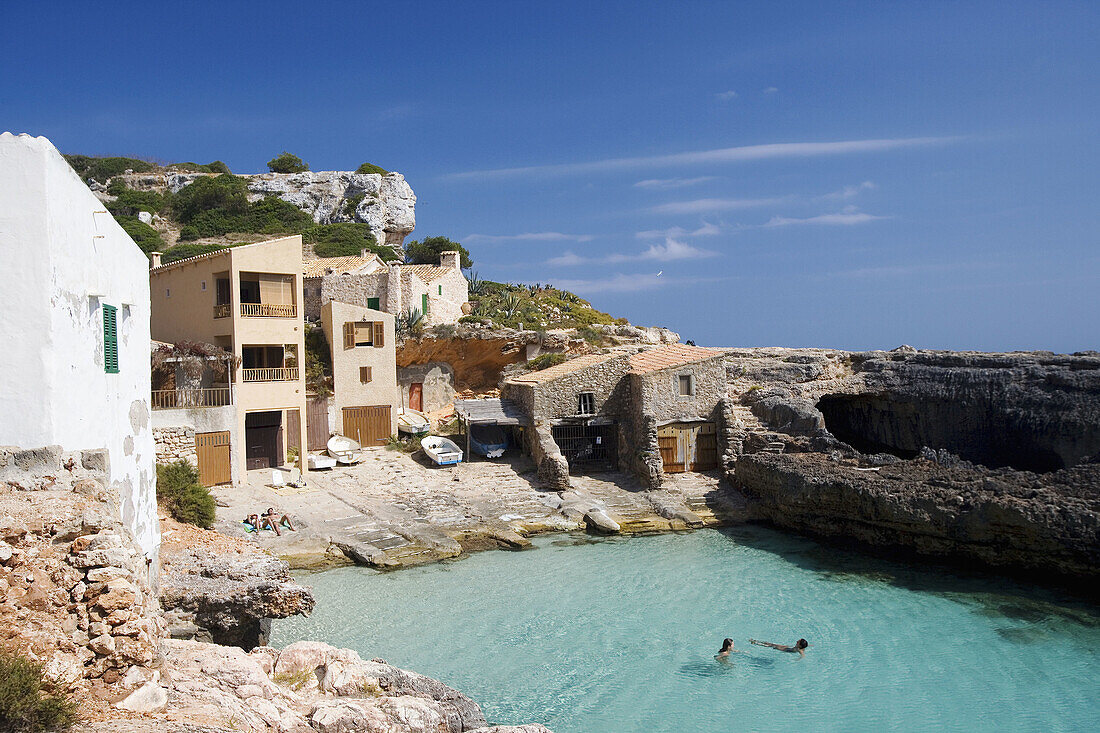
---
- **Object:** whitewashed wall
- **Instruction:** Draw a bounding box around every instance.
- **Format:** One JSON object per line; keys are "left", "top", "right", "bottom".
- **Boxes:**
{"left": 0, "top": 132, "right": 159, "bottom": 566}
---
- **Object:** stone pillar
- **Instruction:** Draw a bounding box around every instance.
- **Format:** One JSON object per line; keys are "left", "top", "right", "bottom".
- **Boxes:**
{"left": 385, "top": 264, "right": 403, "bottom": 314}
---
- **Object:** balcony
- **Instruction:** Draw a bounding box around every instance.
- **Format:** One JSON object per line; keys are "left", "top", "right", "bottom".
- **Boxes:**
{"left": 152, "top": 387, "right": 233, "bottom": 410}
{"left": 241, "top": 303, "right": 296, "bottom": 318}
{"left": 242, "top": 367, "right": 299, "bottom": 382}
{"left": 213, "top": 303, "right": 231, "bottom": 319}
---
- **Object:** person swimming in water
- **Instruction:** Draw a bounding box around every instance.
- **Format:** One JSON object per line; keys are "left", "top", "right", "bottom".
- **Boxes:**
{"left": 749, "top": 638, "right": 809, "bottom": 658}
{"left": 715, "top": 638, "right": 740, "bottom": 661}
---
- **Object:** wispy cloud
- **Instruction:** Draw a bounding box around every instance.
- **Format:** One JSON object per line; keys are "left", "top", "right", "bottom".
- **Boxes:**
{"left": 464, "top": 232, "right": 595, "bottom": 243}
{"left": 820, "top": 181, "right": 877, "bottom": 201}
{"left": 636, "top": 222, "right": 721, "bottom": 239}
{"left": 633, "top": 176, "right": 717, "bottom": 190}
{"left": 715, "top": 90, "right": 738, "bottom": 101}
{"left": 445, "top": 136, "right": 960, "bottom": 180}
{"left": 548, "top": 238, "right": 717, "bottom": 266}
{"left": 650, "top": 196, "right": 789, "bottom": 215}
{"left": 763, "top": 206, "right": 886, "bottom": 227}
{"left": 763, "top": 87, "right": 779, "bottom": 94}
{"left": 550, "top": 273, "right": 734, "bottom": 294}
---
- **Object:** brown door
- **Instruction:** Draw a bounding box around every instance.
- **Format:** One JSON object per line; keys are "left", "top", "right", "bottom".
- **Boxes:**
{"left": 245, "top": 411, "right": 282, "bottom": 469}
{"left": 286, "top": 409, "right": 301, "bottom": 457}
{"left": 306, "top": 395, "right": 330, "bottom": 451}
{"left": 195, "top": 431, "right": 231, "bottom": 487}
{"left": 691, "top": 422, "right": 718, "bottom": 471}
{"left": 658, "top": 424, "right": 685, "bottom": 473}
{"left": 409, "top": 383, "right": 423, "bottom": 412}
{"left": 342, "top": 405, "right": 392, "bottom": 446}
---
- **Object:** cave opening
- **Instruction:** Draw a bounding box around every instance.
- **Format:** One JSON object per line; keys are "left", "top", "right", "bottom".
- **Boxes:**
{"left": 816, "top": 393, "right": 1066, "bottom": 473}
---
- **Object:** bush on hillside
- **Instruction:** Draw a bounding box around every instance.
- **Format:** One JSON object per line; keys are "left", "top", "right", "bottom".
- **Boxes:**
{"left": 172, "top": 174, "right": 249, "bottom": 222}
{"left": 162, "top": 243, "right": 225, "bottom": 263}
{"left": 355, "top": 162, "right": 388, "bottom": 175}
{"left": 267, "top": 152, "right": 309, "bottom": 173}
{"left": 0, "top": 650, "right": 78, "bottom": 732}
{"left": 156, "top": 460, "right": 216, "bottom": 528}
{"left": 167, "top": 160, "right": 232, "bottom": 174}
{"left": 303, "top": 223, "right": 398, "bottom": 260}
{"left": 342, "top": 194, "right": 365, "bottom": 218}
{"left": 173, "top": 173, "right": 312, "bottom": 239}
{"left": 64, "top": 154, "right": 156, "bottom": 184}
{"left": 467, "top": 281, "right": 618, "bottom": 330}
{"left": 114, "top": 215, "right": 165, "bottom": 256}
{"left": 405, "top": 236, "right": 472, "bottom": 269}
{"left": 106, "top": 184, "right": 168, "bottom": 216}
{"left": 527, "top": 353, "right": 567, "bottom": 371}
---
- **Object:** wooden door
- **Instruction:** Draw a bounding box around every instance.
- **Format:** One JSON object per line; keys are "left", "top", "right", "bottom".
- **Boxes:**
{"left": 195, "top": 431, "right": 231, "bottom": 487}
{"left": 342, "top": 405, "right": 391, "bottom": 446}
{"left": 286, "top": 409, "right": 301, "bottom": 457}
{"left": 409, "top": 383, "right": 423, "bottom": 412}
{"left": 691, "top": 422, "right": 718, "bottom": 471}
{"left": 306, "top": 395, "right": 329, "bottom": 451}
{"left": 657, "top": 424, "right": 685, "bottom": 473}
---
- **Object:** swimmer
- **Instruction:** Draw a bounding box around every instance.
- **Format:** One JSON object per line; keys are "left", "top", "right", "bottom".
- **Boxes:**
{"left": 749, "top": 638, "right": 809, "bottom": 658}
{"left": 715, "top": 638, "right": 740, "bottom": 661}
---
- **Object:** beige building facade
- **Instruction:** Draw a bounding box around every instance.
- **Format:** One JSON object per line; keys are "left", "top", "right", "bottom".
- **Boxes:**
{"left": 321, "top": 301, "right": 400, "bottom": 446}
{"left": 149, "top": 236, "right": 309, "bottom": 484}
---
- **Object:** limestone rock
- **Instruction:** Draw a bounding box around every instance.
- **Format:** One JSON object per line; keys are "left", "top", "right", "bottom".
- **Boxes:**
{"left": 115, "top": 680, "right": 168, "bottom": 713}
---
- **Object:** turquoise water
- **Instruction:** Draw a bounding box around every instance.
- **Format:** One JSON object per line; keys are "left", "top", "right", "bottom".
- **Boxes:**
{"left": 272, "top": 528, "right": 1100, "bottom": 732}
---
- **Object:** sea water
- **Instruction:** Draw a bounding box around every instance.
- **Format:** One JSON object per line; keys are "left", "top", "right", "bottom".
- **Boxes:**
{"left": 271, "top": 527, "right": 1100, "bottom": 732}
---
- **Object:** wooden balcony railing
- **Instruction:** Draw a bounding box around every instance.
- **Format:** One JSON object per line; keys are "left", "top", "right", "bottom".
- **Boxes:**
{"left": 213, "top": 303, "right": 232, "bottom": 319}
{"left": 240, "top": 303, "right": 296, "bottom": 318}
{"left": 241, "top": 367, "right": 299, "bottom": 382}
{"left": 151, "top": 388, "right": 233, "bottom": 410}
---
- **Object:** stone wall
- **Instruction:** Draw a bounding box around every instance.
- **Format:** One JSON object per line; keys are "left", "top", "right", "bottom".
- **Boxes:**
{"left": 421, "top": 268, "right": 469, "bottom": 327}
{"left": 319, "top": 270, "right": 389, "bottom": 320}
{"left": 398, "top": 362, "right": 456, "bottom": 413}
{"left": 153, "top": 427, "right": 196, "bottom": 465}
{"left": 524, "top": 355, "right": 633, "bottom": 420}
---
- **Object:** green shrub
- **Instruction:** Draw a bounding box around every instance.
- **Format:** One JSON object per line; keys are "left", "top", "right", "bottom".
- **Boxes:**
{"left": 304, "top": 223, "right": 398, "bottom": 261}
{"left": 527, "top": 353, "right": 567, "bottom": 371}
{"left": 173, "top": 174, "right": 249, "bottom": 223}
{"left": 0, "top": 650, "right": 78, "bottom": 732}
{"left": 577, "top": 326, "right": 605, "bottom": 346}
{"left": 156, "top": 460, "right": 216, "bottom": 528}
{"left": 106, "top": 186, "right": 168, "bottom": 216}
{"left": 355, "top": 162, "right": 388, "bottom": 175}
{"left": 207, "top": 160, "right": 232, "bottom": 174}
{"left": 114, "top": 215, "right": 164, "bottom": 256}
{"left": 267, "top": 152, "right": 309, "bottom": 173}
{"left": 172, "top": 174, "right": 312, "bottom": 239}
{"left": 64, "top": 154, "right": 155, "bottom": 184}
{"left": 405, "top": 236, "right": 472, "bottom": 269}
{"left": 304, "top": 322, "right": 333, "bottom": 397}
{"left": 342, "top": 194, "right": 364, "bottom": 218}
{"left": 167, "top": 160, "right": 232, "bottom": 174}
{"left": 162, "top": 243, "right": 225, "bottom": 263}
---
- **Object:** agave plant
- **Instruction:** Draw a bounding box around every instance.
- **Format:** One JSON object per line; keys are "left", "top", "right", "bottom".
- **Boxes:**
{"left": 396, "top": 307, "right": 425, "bottom": 338}
{"left": 467, "top": 270, "right": 488, "bottom": 297}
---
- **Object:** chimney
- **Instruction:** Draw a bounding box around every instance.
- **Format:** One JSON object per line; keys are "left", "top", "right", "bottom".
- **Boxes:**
{"left": 360, "top": 248, "right": 369, "bottom": 259}
{"left": 439, "top": 250, "right": 461, "bottom": 271}
{"left": 150, "top": 251, "right": 162, "bottom": 268}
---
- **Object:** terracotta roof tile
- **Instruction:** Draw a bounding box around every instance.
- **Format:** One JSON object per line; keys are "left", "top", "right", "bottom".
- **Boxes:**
{"left": 508, "top": 353, "right": 623, "bottom": 384}
{"left": 628, "top": 344, "right": 728, "bottom": 374}
{"left": 303, "top": 254, "right": 379, "bottom": 278}
{"left": 400, "top": 264, "right": 453, "bottom": 282}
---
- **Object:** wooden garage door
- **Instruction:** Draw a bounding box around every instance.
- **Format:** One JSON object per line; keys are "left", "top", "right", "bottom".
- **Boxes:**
{"left": 195, "top": 431, "right": 231, "bottom": 487}
{"left": 657, "top": 422, "right": 718, "bottom": 474}
{"left": 306, "top": 395, "right": 330, "bottom": 451}
{"left": 342, "top": 405, "right": 391, "bottom": 446}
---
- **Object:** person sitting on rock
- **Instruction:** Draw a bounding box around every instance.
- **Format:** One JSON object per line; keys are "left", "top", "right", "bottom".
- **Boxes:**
{"left": 750, "top": 638, "right": 809, "bottom": 658}
{"left": 261, "top": 507, "right": 295, "bottom": 535}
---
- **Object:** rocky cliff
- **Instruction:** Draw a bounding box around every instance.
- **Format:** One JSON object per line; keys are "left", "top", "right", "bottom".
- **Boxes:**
{"left": 724, "top": 348, "right": 1100, "bottom": 587}
{"left": 115, "top": 169, "right": 416, "bottom": 253}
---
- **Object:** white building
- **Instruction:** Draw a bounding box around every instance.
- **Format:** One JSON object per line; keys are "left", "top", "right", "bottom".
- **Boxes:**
{"left": 0, "top": 132, "right": 159, "bottom": 564}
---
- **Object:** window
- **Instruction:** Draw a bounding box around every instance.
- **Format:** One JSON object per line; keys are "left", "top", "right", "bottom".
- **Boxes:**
{"left": 201, "top": 281, "right": 207, "bottom": 291}
{"left": 367, "top": 297, "right": 380, "bottom": 310}
{"left": 438, "top": 284, "right": 442, "bottom": 296}
{"left": 360, "top": 366, "right": 373, "bottom": 383}
{"left": 343, "top": 321, "right": 385, "bottom": 349}
{"left": 102, "top": 304, "right": 119, "bottom": 373}
{"left": 165, "top": 288, "right": 170, "bottom": 298}
{"left": 678, "top": 374, "right": 695, "bottom": 397}
{"left": 421, "top": 293, "right": 429, "bottom": 314}
{"left": 577, "top": 392, "right": 595, "bottom": 416}
{"left": 216, "top": 278, "right": 231, "bottom": 305}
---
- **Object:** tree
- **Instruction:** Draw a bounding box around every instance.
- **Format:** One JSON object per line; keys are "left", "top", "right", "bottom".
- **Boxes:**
{"left": 267, "top": 152, "right": 310, "bottom": 173}
{"left": 405, "top": 236, "right": 472, "bottom": 269}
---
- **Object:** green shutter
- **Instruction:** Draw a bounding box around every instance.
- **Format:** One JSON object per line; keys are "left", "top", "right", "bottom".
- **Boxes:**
{"left": 438, "top": 284, "right": 442, "bottom": 295}
{"left": 367, "top": 297, "right": 380, "bottom": 310}
{"left": 103, "top": 304, "right": 119, "bottom": 373}
{"left": 422, "top": 293, "right": 429, "bottom": 314}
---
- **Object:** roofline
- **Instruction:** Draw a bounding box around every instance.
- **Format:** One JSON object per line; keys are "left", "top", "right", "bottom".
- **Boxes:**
{"left": 149, "top": 235, "right": 302, "bottom": 274}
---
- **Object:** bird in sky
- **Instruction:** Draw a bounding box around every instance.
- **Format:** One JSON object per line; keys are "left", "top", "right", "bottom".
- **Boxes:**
{"left": 656, "top": 271, "right": 663, "bottom": 277}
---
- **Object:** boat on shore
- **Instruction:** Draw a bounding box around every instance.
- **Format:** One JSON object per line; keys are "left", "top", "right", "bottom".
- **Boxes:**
{"left": 327, "top": 434, "right": 363, "bottom": 464}
{"left": 397, "top": 408, "right": 431, "bottom": 436}
{"left": 421, "top": 435, "right": 463, "bottom": 466}
{"left": 470, "top": 424, "right": 508, "bottom": 458}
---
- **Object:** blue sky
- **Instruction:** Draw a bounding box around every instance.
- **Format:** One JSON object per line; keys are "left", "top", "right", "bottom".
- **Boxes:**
{"left": 4, "top": 2, "right": 1097, "bottom": 351}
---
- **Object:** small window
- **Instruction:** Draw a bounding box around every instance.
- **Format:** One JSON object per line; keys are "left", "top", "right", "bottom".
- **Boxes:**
{"left": 165, "top": 288, "right": 170, "bottom": 298}
{"left": 577, "top": 392, "right": 595, "bottom": 416}
{"left": 360, "top": 366, "right": 373, "bottom": 383}
{"left": 102, "top": 304, "right": 119, "bottom": 373}
{"left": 438, "top": 284, "right": 443, "bottom": 296}
{"left": 344, "top": 321, "right": 373, "bottom": 348}
{"left": 367, "top": 297, "right": 380, "bottom": 310}
{"left": 678, "top": 374, "right": 695, "bottom": 397}
{"left": 201, "top": 281, "right": 207, "bottom": 291}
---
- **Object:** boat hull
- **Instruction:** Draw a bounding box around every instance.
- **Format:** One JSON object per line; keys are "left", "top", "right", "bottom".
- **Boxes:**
{"left": 421, "top": 436, "right": 464, "bottom": 466}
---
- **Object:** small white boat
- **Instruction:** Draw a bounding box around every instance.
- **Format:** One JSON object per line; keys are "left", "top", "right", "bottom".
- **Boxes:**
{"left": 307, "top": 453, "right": 337, "bottom": 470}
{"left": 327, "top": 434, "right": 363, "bottom": 464}
{"left": 397, "top": 408, "right": 431, "bottom": 436}
{"left": 421, "top": 435, "right": 463, "bottom": 466}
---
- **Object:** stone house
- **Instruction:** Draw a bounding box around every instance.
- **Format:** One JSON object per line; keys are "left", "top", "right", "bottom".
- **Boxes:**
{"left": 0, "top": 132, "right": 160, "bottom": 567}
{"left": 501, "top": 344, "right": 730, "bottom": 488}
{"left": 305, "top": 251, "right": 469, "bottom": 326}
{"left": 321, "top": 301, "right": 401, "bottom": 444}
{"left": 149, "top": 236, "right": 309, "bottom": 485}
